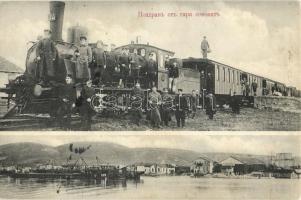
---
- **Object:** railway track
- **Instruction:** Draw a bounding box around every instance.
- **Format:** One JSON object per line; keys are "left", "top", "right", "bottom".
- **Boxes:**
{"left": 0, "top": 114, "right": 81, "bottom": 131}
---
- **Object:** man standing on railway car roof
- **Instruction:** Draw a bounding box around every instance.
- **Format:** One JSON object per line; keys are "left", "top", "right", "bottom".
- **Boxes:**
{"left": 201, "top": 36, "right": 210, "bottom": 59}
{"left": 73, "top": 36, "right": 93, "bottom": 83}
{"left": 36, "top": 29, "right": 57, "bottom": 85}
{"left": 149, "top": 86, "right": 162, "bottom": 128}
{"left": 174, "top": 89, "right": 189, "bottom": 128}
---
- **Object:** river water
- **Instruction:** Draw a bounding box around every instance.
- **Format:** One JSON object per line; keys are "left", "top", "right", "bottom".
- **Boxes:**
{"left": 0, "top": 175, "right": 300, "bottom": 199}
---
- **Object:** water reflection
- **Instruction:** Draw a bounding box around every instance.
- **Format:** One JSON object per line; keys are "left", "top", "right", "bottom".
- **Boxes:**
{"left": 0, "top": 176, "right": 299, "bottom": 200}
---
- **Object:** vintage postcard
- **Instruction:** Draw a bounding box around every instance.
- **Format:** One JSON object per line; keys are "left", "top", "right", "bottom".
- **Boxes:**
{"left": 0, "top": 1, "right": 300, "bottom": 131}
{"left": 0, "top": 0, "right": 300, "bottom": 200}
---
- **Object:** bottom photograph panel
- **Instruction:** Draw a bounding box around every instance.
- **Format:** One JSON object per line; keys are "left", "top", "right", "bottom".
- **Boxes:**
{"left": 0, "top": 134, "right": 300, "bottom": 200}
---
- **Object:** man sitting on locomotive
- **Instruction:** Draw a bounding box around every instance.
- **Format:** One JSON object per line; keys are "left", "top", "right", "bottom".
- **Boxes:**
{"left": 73, "top": 36, "right": 93, "bottom": 83}
{"left": 92, "top": 40, "right": 106, "bottom": 85}
{"left": 57, "top": 74, "right": 77, "bottom": 129}
{"left": 146, "top": 53, "right": 158, "bottom": 88}
{"left": 118, "top": 48, "right": 130, "bottom": 87}
{"left": 36, "top": 29, "right": 57, "bottom": 85}
{"left": 75, "top": 80, "right": 95, "bottom": 130}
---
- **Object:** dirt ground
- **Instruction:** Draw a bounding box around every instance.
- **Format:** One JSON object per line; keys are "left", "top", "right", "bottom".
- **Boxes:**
{"left": 0, "top": 104, "right": 300, "bottom": 131}
{"left": 86, "top": 108, "right": 300, "bottom": 131}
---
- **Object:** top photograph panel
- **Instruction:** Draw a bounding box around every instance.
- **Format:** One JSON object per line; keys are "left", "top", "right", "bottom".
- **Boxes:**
{"left": 0, "top": 1, "right": 300, "bottom": 131}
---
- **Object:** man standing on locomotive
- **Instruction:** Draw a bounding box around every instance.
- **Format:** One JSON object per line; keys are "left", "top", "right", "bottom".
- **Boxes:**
{"left": 201, "top": 36, "right": 210, "bottom": 59}
{"left": 73, "top": 36, "right": 93, "bottom": 83}
{"left": 149, "top": 86, "right": 162, "bottom": 128}
{"left": 92, "top": 40, "right": 106, "bottom": 85}
{"left": 118, "top": 48, "right": 130, "bottom": 87}
{"left": 36, "top": 29, "right": 57, "bottom": 85}
{"left": 174, "top": 89, "right": 188, "bottom": 128}
{"left": 146, "top": 53, "right": 158, "bottom": 88}
{"left": 130, "top": 49, "right": 143, "bottom": 85}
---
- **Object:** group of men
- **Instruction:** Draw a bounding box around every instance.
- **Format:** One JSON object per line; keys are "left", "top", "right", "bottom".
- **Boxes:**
{"left": 35, "top": 31, "right": 218, "bottom": 130}
{"left": 132, "top": 83, "right": 217, "bottom": 129}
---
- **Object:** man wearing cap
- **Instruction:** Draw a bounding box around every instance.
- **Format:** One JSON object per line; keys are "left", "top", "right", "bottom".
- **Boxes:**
{"left": 201, "top": 36, "right": 210, "bottom": 59}
{"left": 130, "top": 49, "right": 143, "bottom": 84}
{"left": 131, "top": 82, "right": 144, "bottom": 126}
{"left": 174, "top": 89, "right": 188, "bottom": 128}
{"left": 146, "top": 53, "right": 158, "bottom": 88}
{"left": 148, "top": 86, "right": 162, "bottom": 128}
{"left": 160, "top": 88, "right": 173, "bottom": 126}
{"left": 75, "top": 80, "right": 95, "bottom": 130}
{"left": 74, "top": 36, "right": 92, "bottom": 83}
{"left": 92, "top": 40, "right": 106, "bottom": 84}
{"left": 205, "top": 92, "right": 216, "bottom": 120}
{"left": 36, "top": 29, "right": 57, "bottom": 84}
{"left": 118, "top": 48, "right": 130, "bottom": 87}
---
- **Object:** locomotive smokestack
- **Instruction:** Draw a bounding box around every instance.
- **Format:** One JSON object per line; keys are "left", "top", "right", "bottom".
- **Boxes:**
{"left": 49, "top": 1, "right": 65, "bottom": 41}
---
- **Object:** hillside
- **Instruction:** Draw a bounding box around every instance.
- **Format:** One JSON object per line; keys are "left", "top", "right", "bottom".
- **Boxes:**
{"left": 0, "top": 142, "right": 299, "bottom": 167}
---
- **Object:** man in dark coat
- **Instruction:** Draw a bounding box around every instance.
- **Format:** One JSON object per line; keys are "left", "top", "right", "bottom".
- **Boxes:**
{"left": 160, "top": 88, "right": 173, "bottom": 126}
{"left": 230, "top": 92, "right": 241, "bottom": 114}
{"left": 75, "top": 80, "right": 95, "bottom": 130}
{"left": 92, "top": 40, "right": 106, "bottom": 85}
{"left": 36, "top": 29, "right": 57, "bottom": 84}
{"left": 131, "top": 83, "right": 144, "bottom": 126}
{"left": 165, "top": 58, "right": 179, "bottom": 93}
{"left": 130, "top": 49, "right": 143, "bottom": 85}
{"left": 57, "top": 75, "right": 77, "bottom": 129}
{"left": 146, "top": 54, "right": 158, "bottom": 88}
{"left": 105, "top": 49, "right": 118, "bottom": 86}
{"left": 205, "top": 93, "right": 216, "bottom": 120}
{"left": 251, "top": 79, "right": 258, "bottom": 96}
{"left": 174, "top": 89, "right": 188, "bottom": 128}
{"left": 118, "top": 48, "right": 130, "bottom": 87}
{"left": 72, "top": 36, "right": 93, "bottom": 84}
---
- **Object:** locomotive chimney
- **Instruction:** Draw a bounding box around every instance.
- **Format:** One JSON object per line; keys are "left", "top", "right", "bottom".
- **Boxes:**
{"left": 49, "top": 1, "right": 65, "bottom": 41}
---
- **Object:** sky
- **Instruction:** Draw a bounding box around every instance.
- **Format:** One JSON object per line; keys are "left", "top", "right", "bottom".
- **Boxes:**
{"left": 0, "top": 1, "right": 300, "bottom": 88}
{"left": 0, "top": 133, "right": 300, "bottom": 156}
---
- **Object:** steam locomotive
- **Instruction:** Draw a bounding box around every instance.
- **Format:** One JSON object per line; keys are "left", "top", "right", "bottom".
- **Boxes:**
{"left": 0, "top": 1, "right": 300, "bottom": 119}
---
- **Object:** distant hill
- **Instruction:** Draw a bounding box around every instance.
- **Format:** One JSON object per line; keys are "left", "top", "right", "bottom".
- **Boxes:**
{"left": 0, "top": 142, "right": 59, "bottom": 166}
{"left": 0, "top": 142, "right": 299, "bottom": 167}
